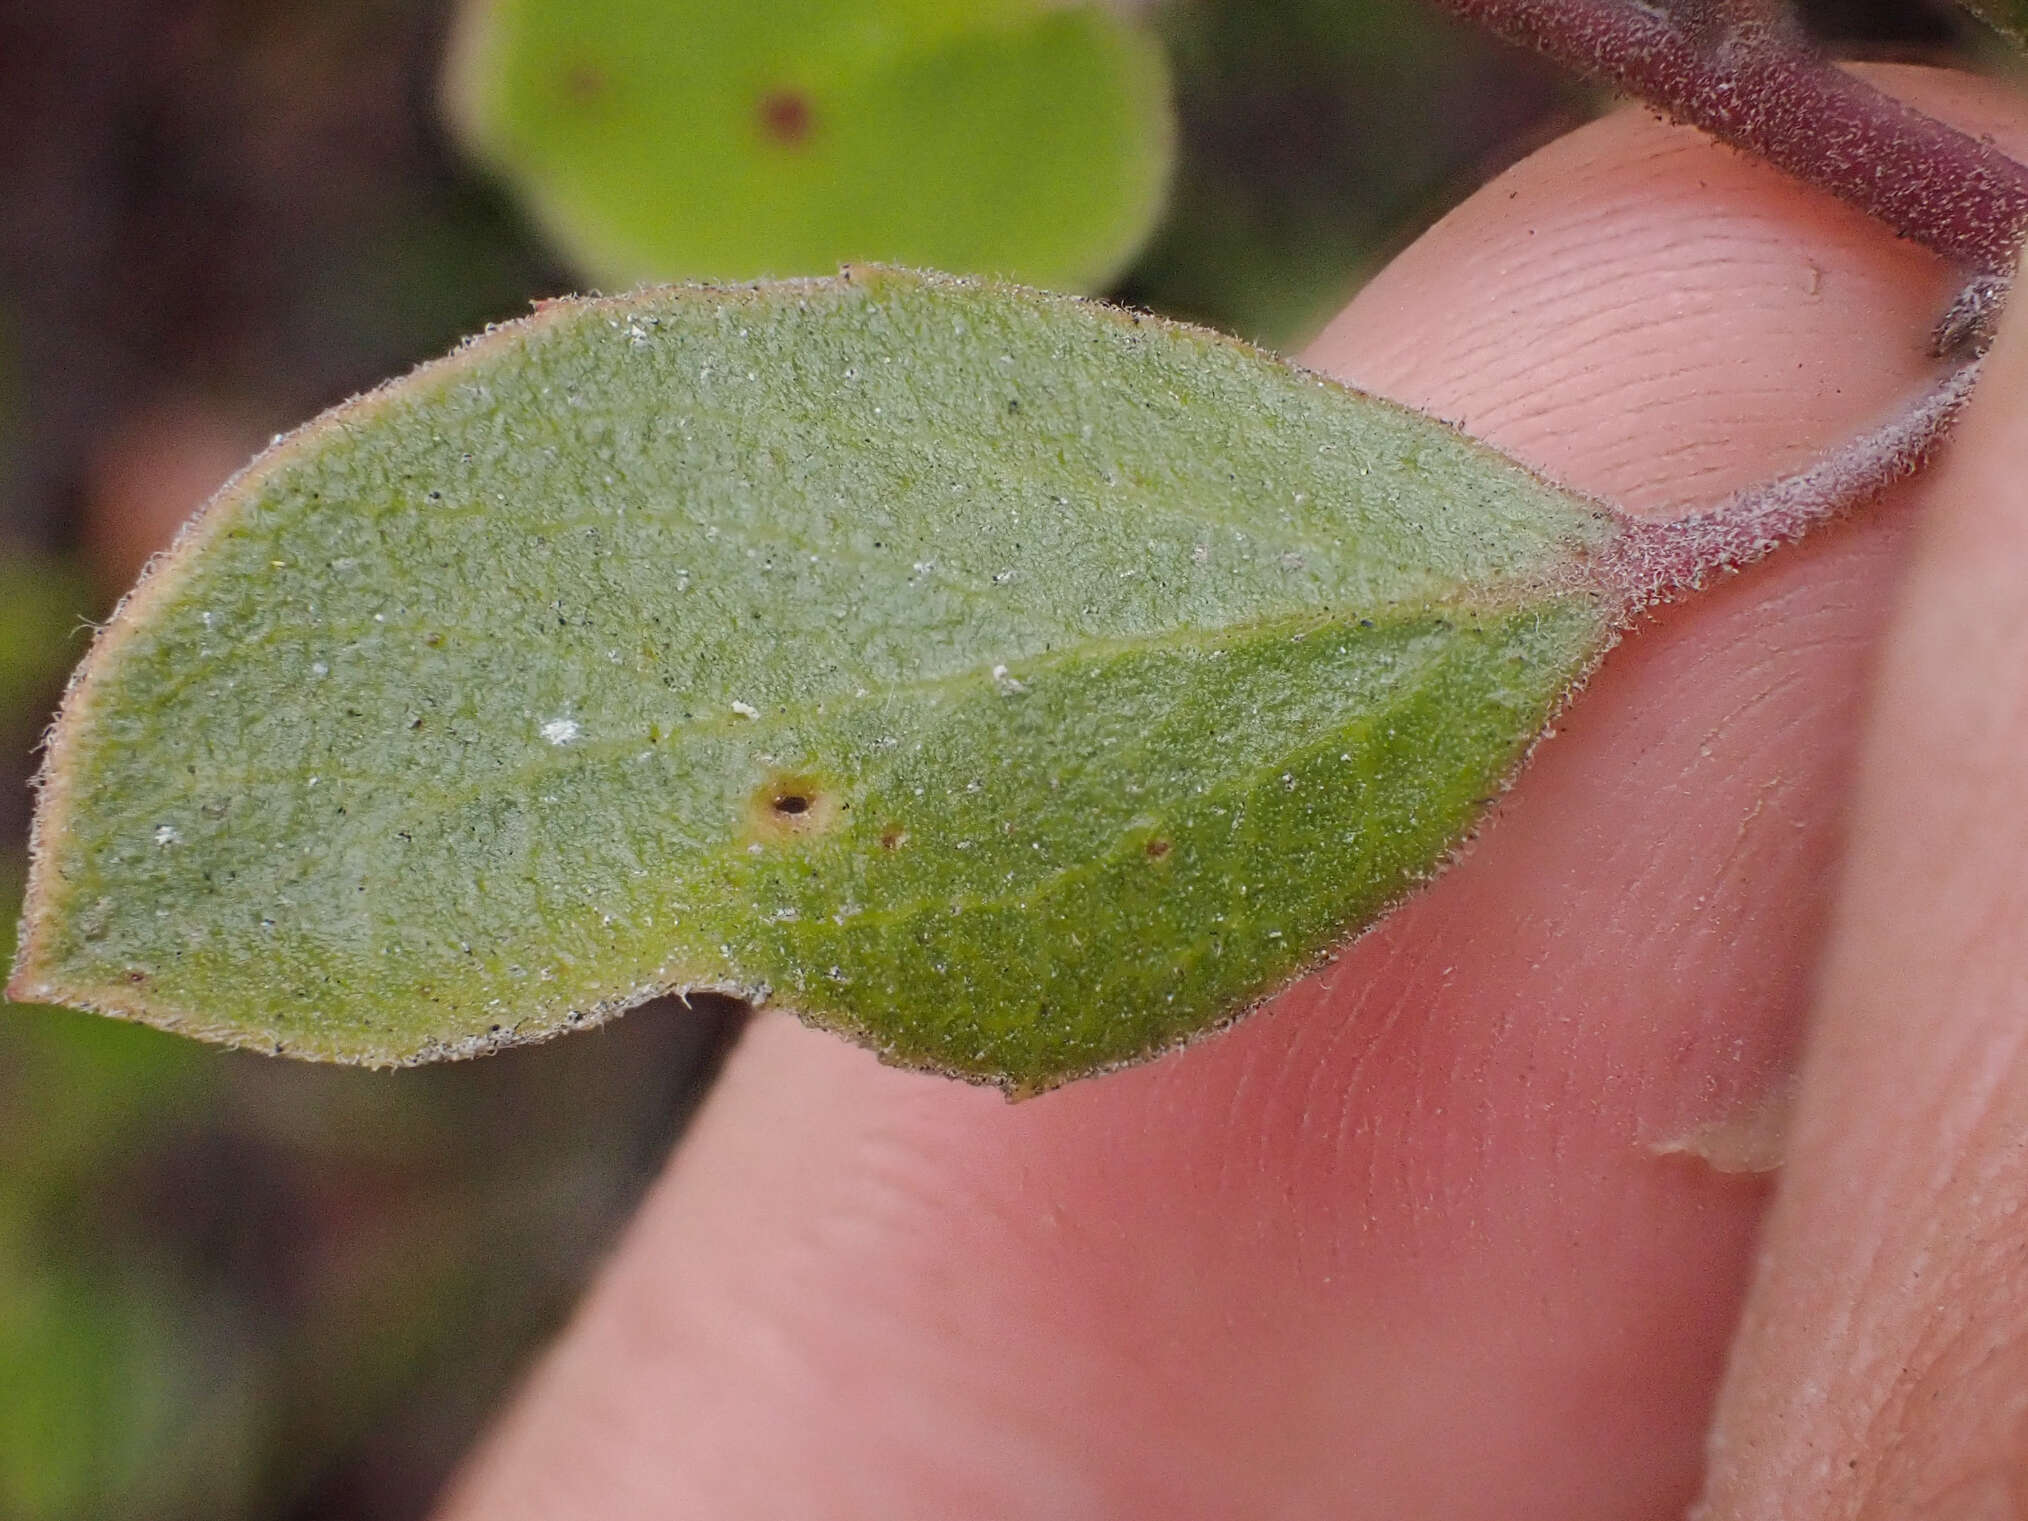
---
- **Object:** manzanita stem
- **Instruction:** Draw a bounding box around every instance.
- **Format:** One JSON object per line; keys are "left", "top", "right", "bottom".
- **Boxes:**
{"left": 1597, "top": 357, "right": 1984, "bottom": 605}
{"left": 1665, "top": 0, "right": 1796, "bottom": 51}
{"left": 1430, "top": 0, "right": 2028, "bottom": 274}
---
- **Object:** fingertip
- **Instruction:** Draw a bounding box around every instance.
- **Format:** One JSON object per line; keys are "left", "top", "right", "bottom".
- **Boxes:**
{"left": 1696, "top": 247, "right": 2028, "bottom": 1516}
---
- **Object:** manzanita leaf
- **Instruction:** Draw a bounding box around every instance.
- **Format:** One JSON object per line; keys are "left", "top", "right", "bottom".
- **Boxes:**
{"left": 443, "top": 0, "right": 1174, "bottom": 295}
{"left": 11, "top": 269, "right": 1626, "bottom": 1093}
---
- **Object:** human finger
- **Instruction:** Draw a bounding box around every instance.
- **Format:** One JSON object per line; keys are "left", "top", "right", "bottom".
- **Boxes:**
{"left": 437, "top": 65, "right": 2021, "bottom": 1521}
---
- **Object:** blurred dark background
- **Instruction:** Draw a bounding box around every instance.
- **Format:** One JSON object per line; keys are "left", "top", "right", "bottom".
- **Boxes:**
{"left": 0, "top": 0, "right": 1987, "bottom": 1516}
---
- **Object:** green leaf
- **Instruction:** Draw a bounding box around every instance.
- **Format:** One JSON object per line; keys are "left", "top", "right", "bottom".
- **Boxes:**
{"left": 444, "top": 0, "right": 1174, "bottom": 294}
{"left": 1945, "top": 0, "right": 2028, "bottom": 53}
{"left": 0, "top": 556, "right": 90, "bottom": 728}
{"left": 0, "top": 1249, "right": 259, "bottom": 1521}
{"left": 12, "top": 269, "right": 1623, "bottom": 1093}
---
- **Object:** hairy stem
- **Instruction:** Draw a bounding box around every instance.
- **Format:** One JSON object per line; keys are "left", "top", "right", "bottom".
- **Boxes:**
{"left": 1430, "top": 0, "right": 2028, "bottom": 273}
{"left": 1596, "top": 358, "right": 1984, "bottom": 606}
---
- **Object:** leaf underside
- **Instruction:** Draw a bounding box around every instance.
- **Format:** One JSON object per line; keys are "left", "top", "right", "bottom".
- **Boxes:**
{"left": 445, "top": 0, "right": 1174, "bottom": 294}
{"left": 13, "top": 269, "right": 1621, "bottom": 1092}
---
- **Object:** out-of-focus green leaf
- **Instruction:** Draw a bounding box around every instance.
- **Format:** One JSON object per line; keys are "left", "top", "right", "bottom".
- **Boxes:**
{"left": 1947, "top": 0, "right": 2028, "bottom": 51}
{"left": 0, "top": 1251, "right": 259, "bottom": 1521}
{"left": 0, "top": 558, "right": 89, "bottom": 729}
{"left": 13, "top": 269, "right": 1622, "bottom": 1093}
{"left": 444, "top": 0, "right": 1174, "bottom": 294}
{"left": 1119, "top": 0, "right": 1581, "bottom": 348}
{"left": 1, "top": 859, "right": 212, "bottom": 1192}
{"left": 0, "top": 862, "right": 243, "bottom": 1521}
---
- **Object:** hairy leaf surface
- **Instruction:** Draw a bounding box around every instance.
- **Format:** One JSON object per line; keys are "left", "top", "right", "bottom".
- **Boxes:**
{"left": 445, "top": 0, "right": 1173, "bottom": 294}
{"left": 13, "top": 269, "right": 1622, "bottom": 1091}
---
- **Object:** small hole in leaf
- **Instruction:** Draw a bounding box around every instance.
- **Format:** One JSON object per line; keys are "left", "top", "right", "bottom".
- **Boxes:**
{"left": 758, "top": 90, "right": 814, "bottom": 146}
{"left": 746, "top": 771, "right": 840, "bottom": 842}
{"left": 1145, "top": 838, "right": 1171, "bottom": 860}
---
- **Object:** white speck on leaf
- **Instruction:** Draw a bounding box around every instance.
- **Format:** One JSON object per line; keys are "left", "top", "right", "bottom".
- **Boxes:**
{"left": 154, "top": 825, "right": 180, "bottom": 846}
{"left": 730, "top": 701, "right": 760, "bottom": 719}
{"left": 540, "top": 718, "right": 582, "bottom": 745}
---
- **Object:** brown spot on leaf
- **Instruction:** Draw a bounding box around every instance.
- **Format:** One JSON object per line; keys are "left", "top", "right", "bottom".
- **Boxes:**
{"left": 1145, "top": 838, "right": 1171, "bottom": 860}
{"left": 880, "top": 826, "right": 907, "bottom": 851}
{"left": 561, "top": 64, "right": 609, "bottom": 105}
{"left": 746, "top": 770, "right": 841, "bottom": 843}
{"left": 758, "top": 90, "right": 814, "bottom": 146}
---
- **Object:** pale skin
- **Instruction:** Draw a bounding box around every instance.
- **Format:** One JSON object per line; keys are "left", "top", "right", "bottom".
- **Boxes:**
{"left": 435, "top": 67, "right": 2028, "bottom": 1518}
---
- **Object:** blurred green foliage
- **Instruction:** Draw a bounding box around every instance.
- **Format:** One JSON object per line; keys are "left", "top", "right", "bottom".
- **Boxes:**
{"left": 445, "top": 0, "right": 1174, "bottom": 293}
{"left": 0, "top": 561, "right": 89, "bottom": 728}
{"left": 1, "top": 869, "right": 236, "bottom": 1521}
{"left": 1125, "top": 0, "right": 1583, "bottom": 347}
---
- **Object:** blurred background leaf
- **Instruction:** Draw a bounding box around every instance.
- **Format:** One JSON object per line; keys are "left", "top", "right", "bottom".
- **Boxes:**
{"left": 1943, "top": 0, "right": 2028, "bottom": 54}
{"left": 445, "top": 0, "right": 1176, "bottom": 293}
{"left": 0, "top": 0, "right": 1982, "bottom": 1514}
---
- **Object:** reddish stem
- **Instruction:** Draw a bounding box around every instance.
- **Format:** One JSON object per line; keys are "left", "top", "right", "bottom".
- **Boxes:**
{"left": 1595, "top": 357, "right": 1984, "bottom": 607}
{"left": 1429, "top": 0, "right": 2028, "bottom": 273}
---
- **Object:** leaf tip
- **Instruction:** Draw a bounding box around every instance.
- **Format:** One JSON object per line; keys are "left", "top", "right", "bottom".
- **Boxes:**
{"left": 5, "top": 883, "right": 58, "bottom": 1009}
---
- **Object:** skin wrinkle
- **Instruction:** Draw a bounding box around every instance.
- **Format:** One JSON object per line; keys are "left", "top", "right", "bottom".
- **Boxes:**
{"left": 1207, "top": 1032, "right": 1268, "bottom": 1199}
{"left": 1859, "top": 1286, "right": 2028, "bottom": 1507}
{"left": 1348, "top": 151, "right": 1939, "bottom": 317}
{"left": 1488, "top": 250, "right": 1804, "bottom": 353}
{"left": 1316, "top": 983, "right": 1424, "bottom": 1256}
{"left": 1320, "top": 956, "right": 1461, "bottom": 1257}
{"left": 1332, "top": 116, "right": 1961, "bottom": 508}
